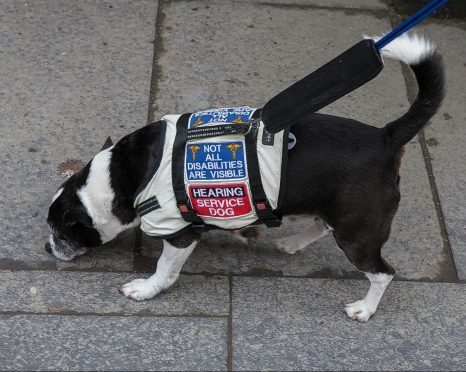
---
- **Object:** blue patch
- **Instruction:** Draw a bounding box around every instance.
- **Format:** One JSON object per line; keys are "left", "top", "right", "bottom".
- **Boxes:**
{"left": 188, "top": 107, "right": 256, "bottom": 129}
{"left": 185, "top": 140, "right": 247, "bottom": 181}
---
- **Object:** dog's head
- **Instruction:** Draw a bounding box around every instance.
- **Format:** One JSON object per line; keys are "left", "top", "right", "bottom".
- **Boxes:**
{"left": 46, "top": 137, "right": 136, "bottom": 261}
{"left": 46, "top": 171, "right": 102, "bottom": 260}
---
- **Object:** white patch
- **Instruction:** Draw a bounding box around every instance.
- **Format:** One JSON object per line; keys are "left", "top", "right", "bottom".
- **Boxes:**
{"left": 48, "top": 234, "right": 75, "bottom": 261}
{"left": 30, "top": 286, "right": 38, "bottom": 295}
{"left": 275, "top": 217, "right": 330, "bottom": 254}
{"left": 345, "top": 272, "right": 393, "bottom": 322}
{"left": 52, "top": 188, "right": 63, "bottom": 203}
{"left": 77, "top": 147, "right": 139, "bottom": 243}
{"left": 364, "top": 32, "right": 435, "bottom": 66}
{"left": 120, "top": 239, "right": 197, "bottom": 301}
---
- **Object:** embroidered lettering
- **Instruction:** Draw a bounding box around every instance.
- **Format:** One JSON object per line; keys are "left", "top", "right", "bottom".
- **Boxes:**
{"left": 188, "top": 183, "right": 252, "bottom": 218}
{"left": 185, "top": 140, "right": 247, "bottom": 181}
{"left": 188, "top": 107, "right": 256, "bottom": 129}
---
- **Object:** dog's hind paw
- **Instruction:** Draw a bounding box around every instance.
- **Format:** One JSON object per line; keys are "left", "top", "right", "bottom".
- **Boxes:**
{"left": 344, "top": 300, "right": 374, "bottom": 322}
{"left": 275, "top": 238, "right": 302, "bottom": 254}
{"left": 119, "top": 278, "right": 159, "bottom": 301}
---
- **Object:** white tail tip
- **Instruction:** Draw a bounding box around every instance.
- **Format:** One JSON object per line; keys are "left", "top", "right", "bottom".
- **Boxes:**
{"left": 364, "top": 33, "right": 436, "bottom": 66}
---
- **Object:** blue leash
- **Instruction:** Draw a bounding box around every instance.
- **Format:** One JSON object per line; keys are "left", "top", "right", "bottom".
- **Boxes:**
{"left": 375, "top": 0, "right": 449, "bottom": 51}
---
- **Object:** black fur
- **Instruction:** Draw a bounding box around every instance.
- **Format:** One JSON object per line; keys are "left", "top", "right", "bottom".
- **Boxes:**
{"left": 109, "top": 122, "right": 166, "bottom": 224}
{"left": 101, "top": 137, "right": 114, "bottom": 151}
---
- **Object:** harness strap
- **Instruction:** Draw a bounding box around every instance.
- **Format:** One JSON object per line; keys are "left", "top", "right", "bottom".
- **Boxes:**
{"left": 187, "top": 122, "right": 256, "bottom": 140}
{"left": 173, "top": 110, "right": 281, "bottom": 229}
{"left": 172, "top": 113, "right": 205, "bottom": 227}
{"left": 245, "top": 110, "right": 282, "bottom": 228}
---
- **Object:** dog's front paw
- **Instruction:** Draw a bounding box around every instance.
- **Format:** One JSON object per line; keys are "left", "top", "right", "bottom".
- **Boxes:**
{"left": 119, "top": 278, "right": 159, "bottom": 301}
{"left": 345, "top": 300, "right": 374, "bottom": 322}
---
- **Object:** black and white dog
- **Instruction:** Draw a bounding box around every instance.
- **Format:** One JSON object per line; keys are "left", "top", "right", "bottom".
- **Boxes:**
{"left": 46, "top": 34, "right": 444, "bottom": 322}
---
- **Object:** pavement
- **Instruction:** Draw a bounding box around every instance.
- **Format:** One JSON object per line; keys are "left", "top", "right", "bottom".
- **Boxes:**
{"left": 0, "top": 0, "right": 465, "bottom": 370}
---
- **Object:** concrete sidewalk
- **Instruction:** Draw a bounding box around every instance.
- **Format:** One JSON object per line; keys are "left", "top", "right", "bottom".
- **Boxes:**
{"left": 0, "top": 0, "right": 465, "bottom": 370}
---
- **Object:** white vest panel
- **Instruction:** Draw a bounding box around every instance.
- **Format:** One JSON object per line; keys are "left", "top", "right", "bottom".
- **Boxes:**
{"left": 134, "top": 108, "right": 286, "bottom": 238}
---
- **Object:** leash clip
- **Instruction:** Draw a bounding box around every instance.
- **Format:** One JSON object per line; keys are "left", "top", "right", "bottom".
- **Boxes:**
{"left": 245, "top": 118, "right": 260, "bottom": 136}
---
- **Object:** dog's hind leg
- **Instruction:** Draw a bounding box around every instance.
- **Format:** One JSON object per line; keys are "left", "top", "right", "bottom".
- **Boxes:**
{"left": 275, "top": 217, "right": 331, "bottom": 254}
{"left": 333, "top": 223, "right": 395, "bottom": 322}
{"left": 345, "top": 270, "right": 393, "bottom": 322}
{"left": 120, "top": 239, "right": 197, "bottom": 301}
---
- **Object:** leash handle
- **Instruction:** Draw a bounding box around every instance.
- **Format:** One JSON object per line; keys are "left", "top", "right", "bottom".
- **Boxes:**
{"left": 375, "top": 0, "right": 449, "bottom": 51}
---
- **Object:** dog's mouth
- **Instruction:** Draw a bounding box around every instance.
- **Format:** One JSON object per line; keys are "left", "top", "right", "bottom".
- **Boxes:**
{"left": 46, "top": 234, "right": 88, "bottom": 261}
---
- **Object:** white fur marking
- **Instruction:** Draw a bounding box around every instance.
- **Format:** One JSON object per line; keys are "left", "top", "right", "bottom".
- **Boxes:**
{"left": 77, "top": 147, "right": 139, "bottom": 243}
{"left": 345, "top": 272, "right": 393, "bottom": 322}
{"left": 364, "top": 33, "right": 435, "bottom": 66}
{"left": 276, "top": 218, "right": 330, "bottom": 254}
{"left": 48, "top": 234, "right": 74, "bottom": 261}
{"left": 120, "top": 240, "right": 197, "bottom": 301}
{"left": 52, "top": 188, "right": 63, "bottom": 203}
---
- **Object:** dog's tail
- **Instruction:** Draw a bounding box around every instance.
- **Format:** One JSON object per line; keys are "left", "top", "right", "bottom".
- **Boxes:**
{"left": 372, "top": 33, "right": 445, "bottom": 150}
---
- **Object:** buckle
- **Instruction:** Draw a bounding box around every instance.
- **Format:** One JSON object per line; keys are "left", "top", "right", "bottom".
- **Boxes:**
{"left": 255, "top": 202, "right": 267, "bottom": 210}
{"left": 177, "top": 203, "right": 205, "bottom": 227}
{"left": 178, "top": 204, "right": 189, "bottom": 213}
{"left": 245, "top": 118, "right": 260, "bottom": 136}
{"left": 254, "top": 200, "right": 282, "bottom": 228}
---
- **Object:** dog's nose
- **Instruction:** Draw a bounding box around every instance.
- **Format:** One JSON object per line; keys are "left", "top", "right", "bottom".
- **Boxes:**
{"left": 45, "top": 242, "right": 52, "bottom": 254}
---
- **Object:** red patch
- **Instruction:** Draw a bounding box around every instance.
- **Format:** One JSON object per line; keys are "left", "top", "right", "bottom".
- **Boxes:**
{"left": 188, "top": 183, "right": 252, "bottom": 219}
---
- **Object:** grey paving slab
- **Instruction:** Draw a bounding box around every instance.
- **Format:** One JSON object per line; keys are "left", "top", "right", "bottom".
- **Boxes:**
{"left": 234, "top": 0, "right": 387, "bottom": 9}
{"left": 0, "top": 314, "right": 227, "bottom": 371}
{"left": 0, "top": 226, "right": 137, "bottom": 272}
{"left": 415, "top": 23, "right": 466, "bottom": 280}
{"left": 147, "top": 1, "right": 447, "bottom": 280}
{"left": 232, "top": 277, "right": 466, "bottom": 371}
{"left": 0, "top": 1, "right": 157, "bottom": 269}
{"left": 0, "top": 270, "right": 229, "bottom": 316}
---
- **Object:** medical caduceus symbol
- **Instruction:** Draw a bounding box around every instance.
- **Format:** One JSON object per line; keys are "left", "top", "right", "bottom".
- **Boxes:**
{"left": 193, "top": 117, "right": 204, "bottom": 127}
{"left": 226, "top": 143, "right": 241, "bottom": 159}
{"left": 188, "top": 145, "right": 201, "bottom": 161}
{"left": 232, "top": 116, "right": 245, "bottom": 124}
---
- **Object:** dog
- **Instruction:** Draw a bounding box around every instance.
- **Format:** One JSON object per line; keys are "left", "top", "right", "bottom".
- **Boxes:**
{"left": 46, "top": 34, "right": 444, "bottom": 322}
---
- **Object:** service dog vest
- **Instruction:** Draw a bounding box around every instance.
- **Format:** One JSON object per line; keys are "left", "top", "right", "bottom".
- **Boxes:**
{"left": 133, "top": 107, "right": 288, "bottom": 239}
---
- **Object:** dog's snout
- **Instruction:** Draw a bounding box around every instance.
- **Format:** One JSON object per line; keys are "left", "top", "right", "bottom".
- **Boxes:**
{"left": 45, "top": 241, "right": 52, "bottom": 254}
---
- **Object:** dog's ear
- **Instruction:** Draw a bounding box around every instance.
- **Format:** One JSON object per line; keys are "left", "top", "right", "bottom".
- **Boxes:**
{"left": 63, "top": 207, "right": 92, "bottom": 228}
{"left": 101, "top": 137, "right": 114, "bottom": 151}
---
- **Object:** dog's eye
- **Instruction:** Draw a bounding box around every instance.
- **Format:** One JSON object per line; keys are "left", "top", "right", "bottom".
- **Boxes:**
{"left": 67, "top": 221, "right": 88, "bottom": 231}
{"left": 67, "top": 221, "right": 80, "bottom": 229}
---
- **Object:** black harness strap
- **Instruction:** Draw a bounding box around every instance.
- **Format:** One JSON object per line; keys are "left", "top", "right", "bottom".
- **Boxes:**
{"left": 187, "top": 123, "right": 252, "bottom": 140}
{"left": 245, "top": 110, "right": 282, "bottom": 228}
{"left": 171, "top": 113, "right": 205, "bottom": 227}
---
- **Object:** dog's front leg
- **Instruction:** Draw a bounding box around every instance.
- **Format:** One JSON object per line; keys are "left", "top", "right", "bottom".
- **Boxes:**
{"left": 120, "top": 239, "right": 197, "bottom": 301}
